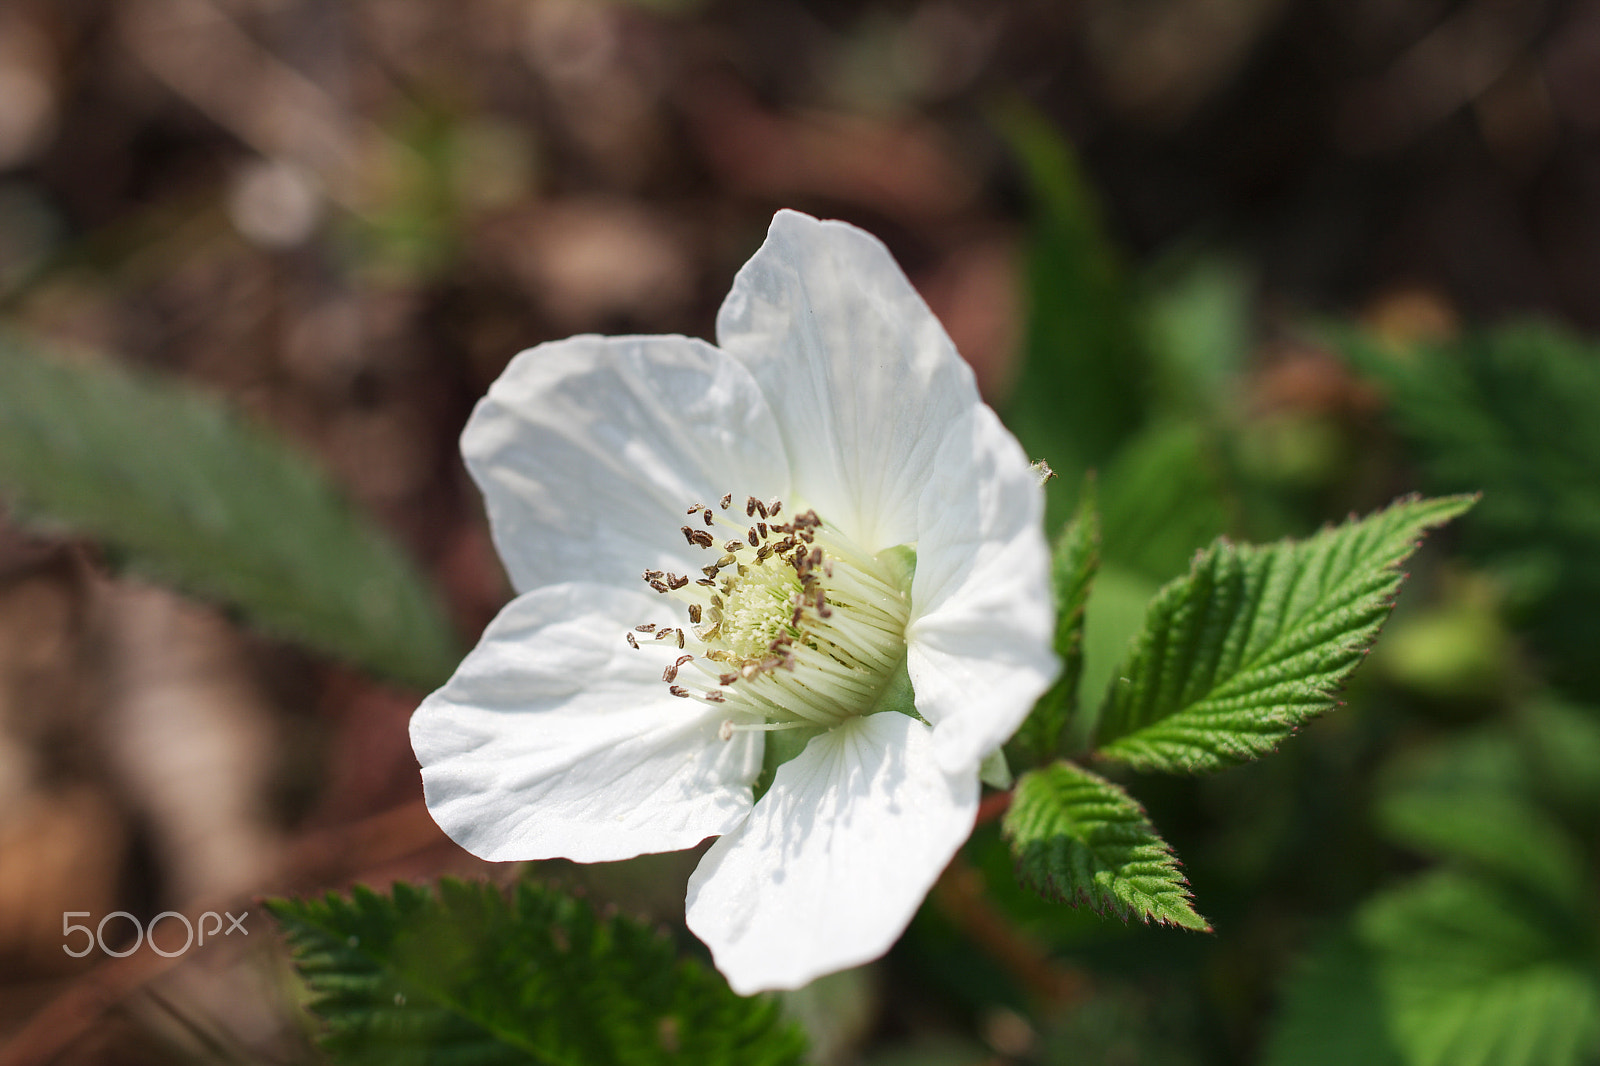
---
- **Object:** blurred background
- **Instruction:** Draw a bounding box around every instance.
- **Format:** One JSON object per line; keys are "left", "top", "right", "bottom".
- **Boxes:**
{"left": 1, "top": 0, "right": 1599, "bottom": 1063}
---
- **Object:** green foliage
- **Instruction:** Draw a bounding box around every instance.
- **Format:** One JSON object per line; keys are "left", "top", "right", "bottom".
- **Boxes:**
{"left": 1342, "top": 323, "right": 1600, "bottom": 698}
{"left": 1091, "top": 494, "right": 1475, "bottom": 772}
{"left": 1265, "top": 872, "right": 1600, "bottom": 1066}
{"left": 1011, "top": 481, "right": 1099, "bottom": 766}
{"left": 1003, "top": 761, "right": 1208, "bottom": 930}
{"left": 1140, "top": 255, "right": 1251, "bottom": 419}
{"left": 994, "top": 99, "right": 1149, "bottom": 518}
{"left": 1375, "top": 727, "right": 1587, "bottom": 911}
{"left": 0, "top": 334, "right": 458, "bottom": 689}
{"left": 1096, "top": 421, "right": 1231, "bottom": 584}
{"left": 268, "top": 879, "right": 807, "bottom": 1066}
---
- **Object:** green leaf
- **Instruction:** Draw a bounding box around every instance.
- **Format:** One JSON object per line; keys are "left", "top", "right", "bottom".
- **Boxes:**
{"left": 1265, "top": 872, "right": 1600, "bottom": 1066}
{"left": 1140, "top": 254, "right": 1252, "bottom": 419}
{"left": 0, "top": 335, "right": 458, "bottom": 689}
{"left": 268, "top": 879, "right": 807, "bottom": 1066}
{"left": 1342, "top": 323, "right": 1600, "bottom": 699}
{"left": 1375, "top": 726, "right": 1587, "bottom": 912}
{"left": 1096, "top": 420, "right": 1231, "bottom": 584}
{"left": 1002, "top": 761, "right": 1208, "bottom": 930}
{"left": 1093, "top": 494, "right": 1475, "bottom": 773}
{"left": 994, "top": 99, "right": 1149, "bottom": 526}
{"left": 1011, "top": 480, "right": 1100, "bottom": 765}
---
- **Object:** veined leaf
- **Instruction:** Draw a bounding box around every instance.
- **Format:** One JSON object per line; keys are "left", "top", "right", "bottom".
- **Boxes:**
{"left": 1093, "top": 494, "right": 1474, "bottom": 773}
{"left": 1011, "top": 480, "right": 1100, "bottom": 765}
{"left": 1342, "top": 323, "right": 1600, "bottom": 699}
{"left": 1376, "top": 727, "right": 1587, "bottom": 912}
{"left": 1266, "top": 872, "right": 1600, "bottom": 1066}
{"left": 268, "top": 879, "right": 807, "bottom": 1066}
{"left": 994, "top": 98, "right": 1149, "bottom": 530}
{"left": 0, "top": 335, "right": 458, "bottom": 689}
{"left": 1003, "top": 761, "right": 1208, "bottom": 930}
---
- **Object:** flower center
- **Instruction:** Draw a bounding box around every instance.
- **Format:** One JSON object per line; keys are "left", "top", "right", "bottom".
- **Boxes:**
{"left": 626, "top": 494, "right": 913, "bottom": 736}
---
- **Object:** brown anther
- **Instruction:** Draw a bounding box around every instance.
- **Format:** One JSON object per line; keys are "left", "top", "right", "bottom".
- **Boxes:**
{"left": 747, "top": 527, "right": 759, "bottom": 546}
{"left": 661, "top": 654, "right": 693, "bottom": 683}
{"left": 626, "top": 632, "right": 639, "bottom": 649}
{"left": 643, "top": 570, "right": 664, "bottom": 582}
{"left": 667, "top": 573, "right": 689, "bottom": 590}
{"left": 790, "top": 605, "right": 804, "bottom": 626}
{"left": 705, "top": 691, "right": 726, "bottom": 703}
{"left": 655, "top": 628, "right": 673, "bottom": 640}
{"left": 719, "top": 673, "right": 739, "bottom": 686}
{"left": 724, "top": 540, "right": 744, "bottom": 552}
{"left": 720, "top": 494, "right": 732, "bottom": 509}
{"left": 755, "top": 499, "right": 770, "bottom": 519}
{"left": 745, "top": 497, "right": 759, "bottom": 517}
{"left": 648, "top": 580, "right": 669, "bottom": 594}
{"left": 696, "top": 578, "right": 716, "bottom": 587}
{"left": 768, "top": 499, "right": 783, "bottom": 517}
{"left": 757, "top": 522, "right": 768, "bottom": 538}
{"left": 702, "top": 564, "right": 721, "bottom": 578}
{"left": 687, "top": 503, "right": 703, "bottom": 515}
{"left": 809, "top": 548, "right": 823, "bottom": 570}
{"left": 756, "top": 545, "right": 772, "bottom": 562}
{"left": 682, "top": 525, "right": 715, "bottom": 548}
{"left": 688, "top": 604, "right": 702, "bottom": 624}
{"left": 636, "top": 623, "right": 657, "bottom": 632}
{"left": 669, "top": 685, "right": 691, "bottom": 698}
{"left": 703, "top": 508, "right": 714, "bottom": 526}
{"left": 816, "top": 590, "right": 832, "bottom": 618}
{"left": 676, "top": 629, "right": 686, "bottom": 648}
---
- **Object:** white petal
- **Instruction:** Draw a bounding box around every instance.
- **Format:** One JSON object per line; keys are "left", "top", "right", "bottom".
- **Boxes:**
{"left": 410, "top": 583, "right": 761, "bottom": 863}
{"left": 684, "top": 712, "right": 978, "bottom": 994}
{"left": 463, "top": 334, "right": 791, "bottom": 594}
{"left": 906, "top": 404, "right": 1058, "bottom": 773}
{"left": 716, "top": 210, "right": 980, "bottom": 552}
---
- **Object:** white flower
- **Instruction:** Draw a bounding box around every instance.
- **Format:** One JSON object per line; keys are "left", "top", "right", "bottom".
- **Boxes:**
{"left": 410, "top": 210, "right": 1057, "bottom": 994}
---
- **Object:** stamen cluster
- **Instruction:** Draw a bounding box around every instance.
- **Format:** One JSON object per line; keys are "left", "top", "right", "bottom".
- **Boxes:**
{"left": 626, "top": 494, "right": 911, "bottom": 733}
